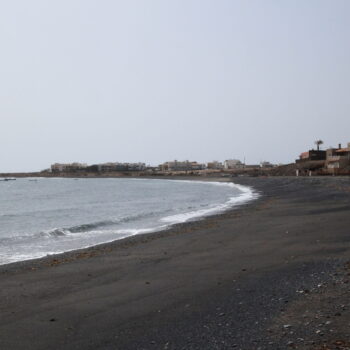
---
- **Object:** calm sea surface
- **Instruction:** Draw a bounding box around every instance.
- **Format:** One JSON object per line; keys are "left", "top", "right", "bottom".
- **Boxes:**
{"left": 0, "top": 178, "right": 255, "bottom": 265}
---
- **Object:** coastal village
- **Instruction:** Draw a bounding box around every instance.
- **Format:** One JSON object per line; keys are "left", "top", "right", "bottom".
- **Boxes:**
{"left": 296, "top": 141, "right": 350, "bottom": 176}
{"left": 1, "top": 140, "right": 349, "bottom": 178}
{"left": 44, "top": 140, "right": 350, "bottom": 177}
{"left": 48, "top": 159, "right": 275, "bottom": 175}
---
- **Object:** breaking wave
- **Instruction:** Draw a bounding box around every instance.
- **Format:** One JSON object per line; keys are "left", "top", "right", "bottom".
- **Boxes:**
{"left": 0, "top": 179, "right": 258, "bottom": 265}
{"left": 40, "top": 182, "right": 258, "bottom": 237}
{"left": 40, "top": 210, "right": 172, "bottom": 237}
{"left": 161, "top": 181, "right": 258, "bottom": 224}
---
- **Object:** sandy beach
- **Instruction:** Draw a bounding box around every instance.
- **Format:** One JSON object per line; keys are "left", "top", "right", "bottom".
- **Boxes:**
{"left": 1, "top": 176, "right": 350, "bottom": 350}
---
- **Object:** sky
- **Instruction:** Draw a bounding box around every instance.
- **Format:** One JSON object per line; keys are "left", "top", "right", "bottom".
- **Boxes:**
{"left": 0, "top": 0, "right": 349, "bottom": 172}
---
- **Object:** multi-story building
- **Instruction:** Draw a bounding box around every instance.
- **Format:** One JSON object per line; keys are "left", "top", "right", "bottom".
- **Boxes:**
{"left": 97, "top": 162, "right": 119, "bottom": 172}
{"left": 296, "top": 142, "right": 350, "bottom": 175}
{"left": 206, "top": 161, "right": 224, "bottom": 170}
{"left": 223, "top": 159, "right": 244, "bottom": 169}
{"left": 161, "top": 160, "right": 205, "bottom": 172}
{"left": 97, "top": 162, "right": 146, "bottom": 172}
{"left": 51, "top": 162, "right": 146, "bottom": 173}
{"left": 296, "top": 150, "right": 326, "bottom": 163}
{"left": 326, "top": 143, "right": 350, "bottom": 172}
{"left": 51, "top": 163, "right": 88, "bottom": 172}
{"left": 126, "top": 163, "right": 146, "bottom": 171}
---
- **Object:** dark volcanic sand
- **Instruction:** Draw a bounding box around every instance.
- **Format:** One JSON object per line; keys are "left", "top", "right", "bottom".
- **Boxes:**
{"left": 1, "top": 176, "right": 350, "bottom": 350}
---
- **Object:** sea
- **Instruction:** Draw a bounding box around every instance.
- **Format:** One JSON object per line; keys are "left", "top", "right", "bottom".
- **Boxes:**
{"left": 0, "top": 177, "right": 257, "bottom": 265}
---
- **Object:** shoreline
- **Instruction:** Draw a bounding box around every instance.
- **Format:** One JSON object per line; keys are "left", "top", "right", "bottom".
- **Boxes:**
{"left": 0, "top": 177, "right": 260, "bottom": 271}
{"left": 1, "top": 176, "right": 350, "bottom": 349}
{"left": 0, "top": 177, "right": 259, "bottom": 269}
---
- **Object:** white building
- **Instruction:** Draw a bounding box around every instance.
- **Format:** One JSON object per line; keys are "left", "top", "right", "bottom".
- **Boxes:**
{"left": 223, "top": 159, "right": 244, "bottom": 169}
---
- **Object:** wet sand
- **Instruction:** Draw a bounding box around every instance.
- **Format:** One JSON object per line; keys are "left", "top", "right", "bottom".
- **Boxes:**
{"left": 1, "top": 176, "right": 350, "bottom": 350}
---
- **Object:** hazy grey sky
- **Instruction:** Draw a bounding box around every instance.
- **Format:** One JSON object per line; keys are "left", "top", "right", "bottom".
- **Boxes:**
{"left": 0, "top": 0, "right": 349, "bottom": 172}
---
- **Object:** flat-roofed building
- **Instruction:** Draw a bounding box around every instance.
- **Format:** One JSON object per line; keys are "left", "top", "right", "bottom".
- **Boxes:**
{"left": 51, "top": 163, "right": 88, "bottom": 172}
{"left": 326, "top": 143, "right": 350, "bottom": 172}
{"left": 296, "top": 150, "right": 326, "bottom": 163}
{"left": 96, "top": 162, "right": 146, "bottom": 172}
{"left": 161, "top": 160, "right": 205, "bottom": 171}
{"left": 223, "top": 159, "right": 244, "bottom": 169}
{"left": 207, "top": 161, "right": 224, "bottom": 170}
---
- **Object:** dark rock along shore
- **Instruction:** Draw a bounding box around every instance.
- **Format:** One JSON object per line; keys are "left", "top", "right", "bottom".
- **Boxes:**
{"left": 1, "top": 176, "right": 350, "bottom": 350}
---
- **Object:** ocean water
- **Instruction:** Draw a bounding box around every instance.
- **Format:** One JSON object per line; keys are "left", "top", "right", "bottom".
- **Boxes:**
{"left": 0, "top": 177, "right": 256, "bottom": 265}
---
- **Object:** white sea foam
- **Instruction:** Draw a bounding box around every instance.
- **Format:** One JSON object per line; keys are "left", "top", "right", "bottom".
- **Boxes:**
{"left": 161, "top": 181, "right": 258, "bottom": 224}
{"left": 0, "top": 179, "right": 258, "bottom": 266}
